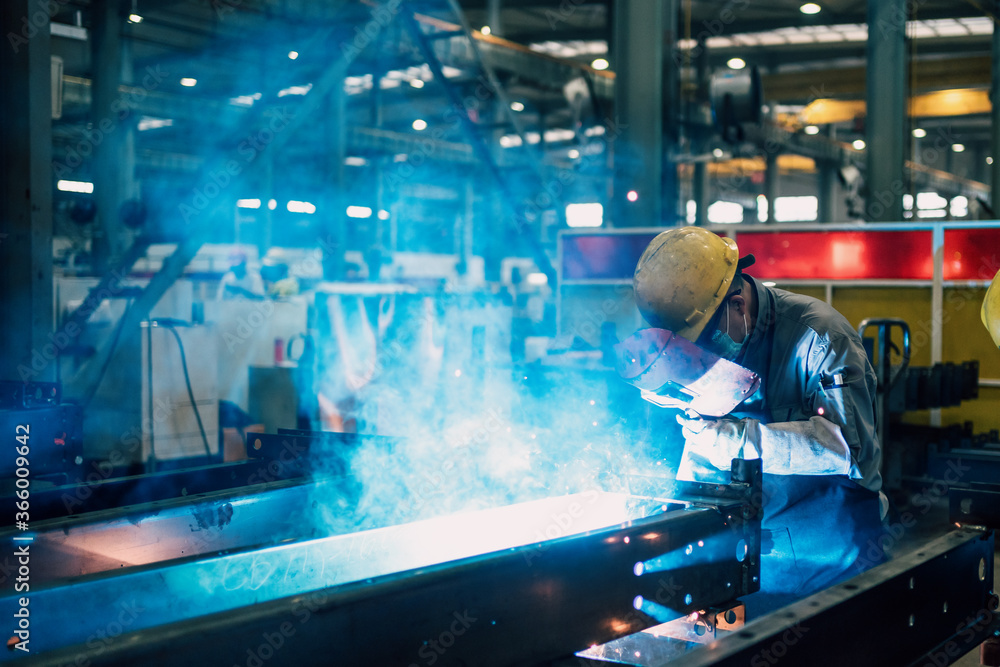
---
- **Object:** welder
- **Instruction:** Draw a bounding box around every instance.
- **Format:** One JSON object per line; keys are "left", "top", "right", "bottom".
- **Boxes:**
{"left": 632, "top": 226, "right": 886, "bottom": 617}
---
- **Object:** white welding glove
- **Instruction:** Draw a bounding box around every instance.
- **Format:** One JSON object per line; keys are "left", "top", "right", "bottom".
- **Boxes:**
{"left": 676, "top": 415, "right": 857, "bottom": 479}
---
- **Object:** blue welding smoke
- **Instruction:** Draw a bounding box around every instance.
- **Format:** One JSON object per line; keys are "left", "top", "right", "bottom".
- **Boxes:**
{"left": 52, "top": 0, "right": 684, "bottom": 544}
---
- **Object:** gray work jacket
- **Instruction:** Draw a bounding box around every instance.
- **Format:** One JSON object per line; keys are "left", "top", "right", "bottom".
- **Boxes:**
{"left": 737, "top": 275, "right": 883, "bottom": 495}
{"left": 735, "top": 276, "right": 886, "bottom": 611}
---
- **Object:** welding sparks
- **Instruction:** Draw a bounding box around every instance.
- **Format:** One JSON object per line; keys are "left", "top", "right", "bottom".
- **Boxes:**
{"left": 632, "top": 596, "right": 684, "bottom": 623}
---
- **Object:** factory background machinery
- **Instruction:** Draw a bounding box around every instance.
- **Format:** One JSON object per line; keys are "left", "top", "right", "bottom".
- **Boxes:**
{"left": 3, "top": 0, "right": 1000, "bottom": 664}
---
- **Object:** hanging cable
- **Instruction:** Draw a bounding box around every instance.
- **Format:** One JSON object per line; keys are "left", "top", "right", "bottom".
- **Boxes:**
{"left": 153, "top": 319, "right": 212, "bottom": 458}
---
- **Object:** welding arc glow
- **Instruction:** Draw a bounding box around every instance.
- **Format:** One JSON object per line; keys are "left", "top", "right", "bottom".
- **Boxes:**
{"left": 639, "top": 531, "right": 732, "bottom": 573}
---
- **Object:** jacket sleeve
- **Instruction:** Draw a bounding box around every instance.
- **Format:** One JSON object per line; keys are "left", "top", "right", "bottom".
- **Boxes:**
{"left": 754, "top": 329, "right": 877, "bottom": 481}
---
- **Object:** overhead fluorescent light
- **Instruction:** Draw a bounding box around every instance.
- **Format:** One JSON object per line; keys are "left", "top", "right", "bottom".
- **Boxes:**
{"left": 346, "top": 205, "right": 373, "bottom": 219}
{"left": 57, "top": 180, "right": 94, "bottom": 193}
{"left": 287, "top": 200, "right": 316, "bottom": 214}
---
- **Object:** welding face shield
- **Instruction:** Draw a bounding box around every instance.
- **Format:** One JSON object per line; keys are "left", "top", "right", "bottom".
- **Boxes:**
{"left": 614, "top": 328, "right": 760, "bottom": 417}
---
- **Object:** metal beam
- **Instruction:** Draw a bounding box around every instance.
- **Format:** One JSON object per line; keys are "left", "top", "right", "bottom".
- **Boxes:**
{"left": 0, "top": 0, "right": 54, "bottom": 383}
{"left": 866, "top": 0, "right": 907, "bottom": 222}
{"left": 20, "top": 480, "right": 761, "bottom": 666}
{"left": 612, "top": 0, "right": 664, "bottom": 227}
{"left": 677, "top": 529, "right": 997, "bottom": 667}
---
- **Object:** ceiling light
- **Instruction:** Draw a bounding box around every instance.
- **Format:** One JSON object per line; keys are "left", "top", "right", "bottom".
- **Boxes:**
{"left": 568, "top": 149, "right": 580, "bottom": 159}
{"left": 591, "top": 58, "right": 609, "bottom": 71}
{"left": 267, "top": 199, "right": 277, "bottom": 210}
{"left": 378, "top": 210, "right": 390, "bottom": 220}
{"left": 236, "top": 199, "right": 261, "bottom": 209}
{"left": 952, "top": 143, "right": 966, "bottom": 153}
{"left": 180, "top": 78, "right": 197, "bottom": 87}
{"left": 852, "top": 139, "right": 866, "bottom": 150}
{"left": 526, "top": 272, "right": 548, "bottom": 286}
{"left": 712, "top": 148, "right": 725, "bottom": 158}
{"left": 804, "top": 125, "right": 820, "bottom": 135}
{"left": 410, "top": 79, "right": 424, "bottom": 88}
{"left": 56, "top": 180, "right": 94, "bottom": 193}
{"left": 287, "top": 200, "right": 316, "bottom": 214}
{"left": 481, "top": 25, "right": 491, "bottom": 35}
{"left": 800, "top": 3, "right": 821, "bottom": 14}
{"left": 128, "top": 13, "right": 143, "bottom": 23}
{"left": 988, "top": 156, "right": 994, "bottom": 165}
{"left": 626, "top": 190, "right": 639, "bottom": 202}
{"left": 510, "top": 101, "right": 524, "bottom": 112}
{"left": 912, "top": 128, "right": 927, "bottom": 138}
{"left": 412, "top": 119, "right": 427, "bottom": 131}
{"left": 287, "top": 51, "right": 299, "bottom": 60}
{"left": 346, "top": 205, "right": 373, "bottom": 219}
{"left": 726, "top": 57, "right": 746, "bottom": 70}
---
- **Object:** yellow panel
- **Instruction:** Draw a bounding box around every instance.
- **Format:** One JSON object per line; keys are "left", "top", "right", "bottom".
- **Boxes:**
{"left": 940, "top": 287, "right": 1000, "bottom": 430}
{"left": 831, "top": 287, "right": 934, "bottom": 366}
{"left": 800, "top": 89, "right": 991, "bottom": 126}
{"left": 939, "top": 387, "right": 1000, "bottom": 429}
{"left": 909, "top": 89, "right": 991, "bottom": 118}
{"left": 800, "top": 99, "right": 866, "bottom": 125}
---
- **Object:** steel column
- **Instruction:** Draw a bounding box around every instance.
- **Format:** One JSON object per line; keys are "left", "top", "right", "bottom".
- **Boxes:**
{"left": 818, "top": 125, "right": 838, "bottom": 223}
{"left": 693, "top": 38, "right": 709, "bottom": 227}
{"left": 764, "top": 149, "right": 778, "bottom": 222}
{"left": 613, "top": 0, "right": 664, "bottom": 227}
{"left": 91, "top": 0, "right": 125, "bottom": 271}
{"left": 323, "top": 61, "right": 348, "bottom": 280}
{"left": 662, "top": 0, "right": 679, "bottom": 226}
{"left": 0, "top": 0, "right": 55, "bottom": 383}
{"left": 991, "top": 4, "right": 1000, "bottom": 210}
{"left": 866, "top": 0, "right": 907, "bottom": 222}
{"left": 487, "top": 0, "right": 501, "bottom": 36}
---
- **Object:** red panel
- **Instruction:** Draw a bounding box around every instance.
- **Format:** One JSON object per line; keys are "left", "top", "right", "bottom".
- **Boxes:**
{"left": 943, "top": 228, "right": 1000, "bottom": 280}
{"left": 735, "top": 230, "right": 934, "bottom": 280}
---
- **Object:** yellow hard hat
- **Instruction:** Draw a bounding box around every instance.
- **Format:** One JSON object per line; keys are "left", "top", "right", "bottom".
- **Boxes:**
{"left": 633, "top": 227, "right": 741, "bottom": 342}
{"left": 982, "top": 268, "right": 1000, "bottom": 348}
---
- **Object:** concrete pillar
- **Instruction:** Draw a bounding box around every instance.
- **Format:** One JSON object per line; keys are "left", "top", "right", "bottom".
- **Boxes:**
{"left": 0, "top": 0, "right": 55, "bottom": 382}
{"left": 613, "top": 0, "right": 665, "bottom": 226}
{"left": 91, "top": 0, "right": 125, "bottom": 271}
{"left": 866, "top": 0, "right": 907, "bottom": 222}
